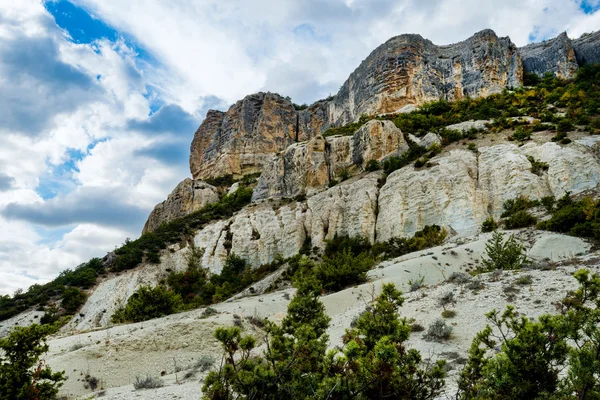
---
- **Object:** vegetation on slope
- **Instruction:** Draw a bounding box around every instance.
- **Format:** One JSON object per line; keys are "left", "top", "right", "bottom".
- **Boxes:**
{"left": 323, "top": 64, "right": 600, "bottom": 144}
{"left": 0, "top": 187, "right": 253, "bottom": 324}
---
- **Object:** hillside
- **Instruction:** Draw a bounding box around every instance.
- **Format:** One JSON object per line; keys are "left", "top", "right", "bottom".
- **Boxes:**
{"left": 2, "top": 29, "right": 600, "bottom": 399}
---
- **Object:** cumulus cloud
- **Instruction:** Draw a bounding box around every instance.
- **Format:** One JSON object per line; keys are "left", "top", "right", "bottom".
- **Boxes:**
{"left": 0, "top": 173, "right": 14, "bottom": 191}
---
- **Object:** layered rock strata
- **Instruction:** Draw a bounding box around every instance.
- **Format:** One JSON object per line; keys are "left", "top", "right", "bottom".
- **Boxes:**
{"left": 143, "top": 178, "right": 219, "bottom": 233}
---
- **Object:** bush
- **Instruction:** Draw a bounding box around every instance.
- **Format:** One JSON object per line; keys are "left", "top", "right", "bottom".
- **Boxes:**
{"left": 61, "top": 287, "right": 87, "bottom": 314}
{"left": 510, "top": 126, "right": 531, "bottom": 142}
{"left": 458, "top": 270, "right": 600, "bottom": 399}
{"left": 504, "top": 210, "right": 537, "bottom": 229}
{"left": 372, "top": 225, "right": 447, "bottom": 260}
{"left": 481, "top": 217, "right": 498, "bottom": 232}
{"left": 203, "top": 282, "right": 446, "bottom": 399}
{"left": 364, "top": 159, "right": 381, "bottom": 171}
{"left": 425, "top": 319, "right": 452, "bottom": 341}
{"left": 314, "top": 249, "right": 375, "bottom": 292}
{"left": 539, "top": 194, "right": 600, "bottom": 238}
{"left": 479, "top": 232, "right": 527, "bottom": 273}
{"left": 527, "top": 155, "right": 549, "bottom": 176}
{"left": 501, "top": 196, "right": 539, "bottom": 218}
{"left": 134, "top": 375, "right": 164, "bottom": 389}
{"left": 0, "top": 324, "right": 65, "bottom": 399}
{"left": 194, "top": 355, "right": 216, "bottom": 372}
{"left": 111, "top": 285, "right": 182, "bottom": 323}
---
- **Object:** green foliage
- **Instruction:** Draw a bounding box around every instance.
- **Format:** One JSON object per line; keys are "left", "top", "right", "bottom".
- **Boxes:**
{"left": 510, "top": 126, "right": 531, "bottom": 142}
{"left": 60, "top": 287, "right": 87, "bottom": 314}
{"left": 322, "top": 114, "right": 372, "bottom": 137}
{"left": 538, "top": 193, "right": 600, "bottom": 239}
{"left": 0, "top": 324, "right": 65, "bottom": 400}
{"left": 112, "top": 187, "right": 253, "bottom": 272}
{"left": 527, "top": 155, "right": 549, "bottom": 176}
{"left": 314, "top": 249, "right": 375, "bottom": 292}
{"left": 324, "top": 235, "right": 372, "bottom": 258}
{"left": 458, "top": 269, "right": 600, "bottom": 399}
{"left": 504, "top": 210, "right": 538, "bottom": 229}
{"left": 364, "top": 159, "right": 381, "bottom": 171}
{"left": 203, "top": 282, "right": 446, "bottom": 399}
{"left": 372, "top": 225, "right": 447, "bottom": 259}
{"left": 479, "top": 231, "right": 527, "bottom": 273}
{"left": 338, "top": 168, "right": 350, "bottom": 181}
{"left": 481, "top": 217, "right": 498, "bottom": 232}
{"left": 501, "top": 196, "right": 539, "bottom": 218}
{"left": 382, "top": 143, "right": 428, "bottom": 174}
{"left": 556, "top": 118, "right": 575, "bottom": 133}
{"left": 111, "top": 285, "right": 182, "bottom": 323}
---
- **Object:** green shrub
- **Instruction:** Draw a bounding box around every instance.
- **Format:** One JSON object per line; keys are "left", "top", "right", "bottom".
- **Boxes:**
{"left": 111, "top": 285, "right": 182, "bottom": 323}
{"left": 481, "top": 217, "right": 498, "bottom": 232}
{"left": 425, "top": 319, "right": 453, "bottom": 341}
{"left": 364, "top": 159, "right": 381, "bottom": 171}
{"left": 203, "top": 282, "right": 446, "bottom": 399}
{"left": 0, "top": 324, "right": 65, "bottom": 400}
{"left": 539, "top": 194, "right": 600, "bottom": 238}
{"left": 338, "top": 168, "right": 350, "bottom": 181}
{"left": 526, "top": 155, "right": 549, "bottom": 176}
{"left": 324, "top": 235, "right": 371, "bottom": 258}
{"left": 372, "top": 225, "right": 447, "bottom": 259}
{"left": 458, "top": 269, "right": 600, "bottom": 399}
{"left": 478, "top": 232, "right": 527, "bottom": 273}
{"left": 556, "top": 119, "right": 575, "bottom": 133}
{"left": 314, "top": 249, "right": 375, "bottom": 292}
{"left": 510, "top": 126, "right": 531, "bottom": 142}
{"left": 504, "top": 210, "right": 537, "bottom": 229}
{"left": 501, "top": 196, "right": 539, "bottom": 218}
{"left": 60, "top": 287, "right": 87, "bottom": 314}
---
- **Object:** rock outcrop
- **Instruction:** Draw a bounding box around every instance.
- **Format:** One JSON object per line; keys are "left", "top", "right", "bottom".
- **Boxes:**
{"left": 252, "top": 120, "right": 407, "bottom": 200}
{"left": 189, "top": 93, "right": 330, "bottom": 180}
{"left": 329, "top": 29, "right": 522, "bottom": 126}
{"left": 573, "top": 31, "right": 600, "bottom": 66}
{"left": 376, "top": 141, "right": 600, "bottom": 241}
{"left": 520, "top": 32, "right": 579, "bottom": 79}
{"left": 142, "top": 179, "right": 219, "bottom": 233}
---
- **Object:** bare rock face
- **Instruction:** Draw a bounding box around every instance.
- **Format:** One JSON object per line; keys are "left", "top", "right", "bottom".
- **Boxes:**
{"left": 377, "top": 142, "right": 600, "bottom": 241}
{"left": 189, "top": 92, "right": 330, "bottom": 180}
{"left": 252, "top": 120, "right": 407, "bottom": 200}
{"left": 520, "top": 32, "right": 579, "bottom": 79}
{"left": 142, "top": 178, "right": 219, "bottom": 234}
{"left": 306, "top": 172, "right": 382, "bottom": 249}
{"left": 329, "top": 29, "right": 522, "bottom": 126}
{"left": 573, "top": 31, "right": 600, "bottom": 66}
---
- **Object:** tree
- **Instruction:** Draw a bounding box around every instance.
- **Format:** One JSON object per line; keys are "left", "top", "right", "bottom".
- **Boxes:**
{"left": 203, "top": 281, "right": 445, "bottom": 399}
{"left": 458, "top": 269, "right": 600, "bottom": 399}
{"left": 479, "top": 231, "right": 527, "bottom": 272}
{"left": 0, "top": 324, "right": 65, "bottom": 399}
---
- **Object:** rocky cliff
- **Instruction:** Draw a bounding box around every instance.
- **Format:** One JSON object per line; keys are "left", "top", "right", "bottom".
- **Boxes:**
{"left": 182, "top": 138, "right": 600, "bottom": 274}
{"left": 252, "top": 120, "right": 407, "bottom": 200}
{"left": 330, "top": 29, "right": 522, "bottom": 126}
{"left": 143, "top": 178, "right": 219, "bottom": 233}
{"left": 150, "top": 29, "right": 600, "bottom": 236}
{"left": 520, "top": 32, "right": 579, "bottom": 79}
{"left": 189, "top": 93, "right": 330, "bottom": 180}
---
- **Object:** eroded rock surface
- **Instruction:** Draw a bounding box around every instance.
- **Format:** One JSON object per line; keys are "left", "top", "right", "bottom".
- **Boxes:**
{"left": 189, "top": 93, "right": 330, "bottom": 180}
{"left": 253, "top": 120, "right": 406, "bottom": 200}
{"left": 143, "top": 179, "right": 219, "bottom": 233}
{"left": 520, "top": 32, "right": 579, "bottom": 79}
{"left": 329, "top": 29, "right": 522, "bottom": 126}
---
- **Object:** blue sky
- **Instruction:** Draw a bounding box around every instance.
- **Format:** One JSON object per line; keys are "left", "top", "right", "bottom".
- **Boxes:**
{"left": 0, "top": 0, "right": 598, "bottom": 294}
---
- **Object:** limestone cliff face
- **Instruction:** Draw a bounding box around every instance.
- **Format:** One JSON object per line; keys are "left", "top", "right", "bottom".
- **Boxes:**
{"left": 252, "top": 120, "right": 407, "bottom": 200}
{"left": 520, "top": 32, "right": 579, "bottom": 79}
{"left": 187, "top": 30, "right": 600, "bottom": 187}
{"left": 376, "top": 141, "right": 600, "bottom": 241}
{"left": 189, "top": 92, "right": 330, "bottom": 180}
{"left": 142, "top": 179, "right": 219, "bottom": 233}
{"left": 573, "top": 31, "right": 600, "bottom": 66}
{"left": 187, "top": 138, "right": 600, "bottom": 273}
{"left": 329, "top": 29, "right": 522, "bottom": 126}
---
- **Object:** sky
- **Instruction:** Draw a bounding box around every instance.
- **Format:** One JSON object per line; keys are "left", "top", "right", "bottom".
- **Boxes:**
{"left": 0, "top": 0, "right": 598, "bottom": 295}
